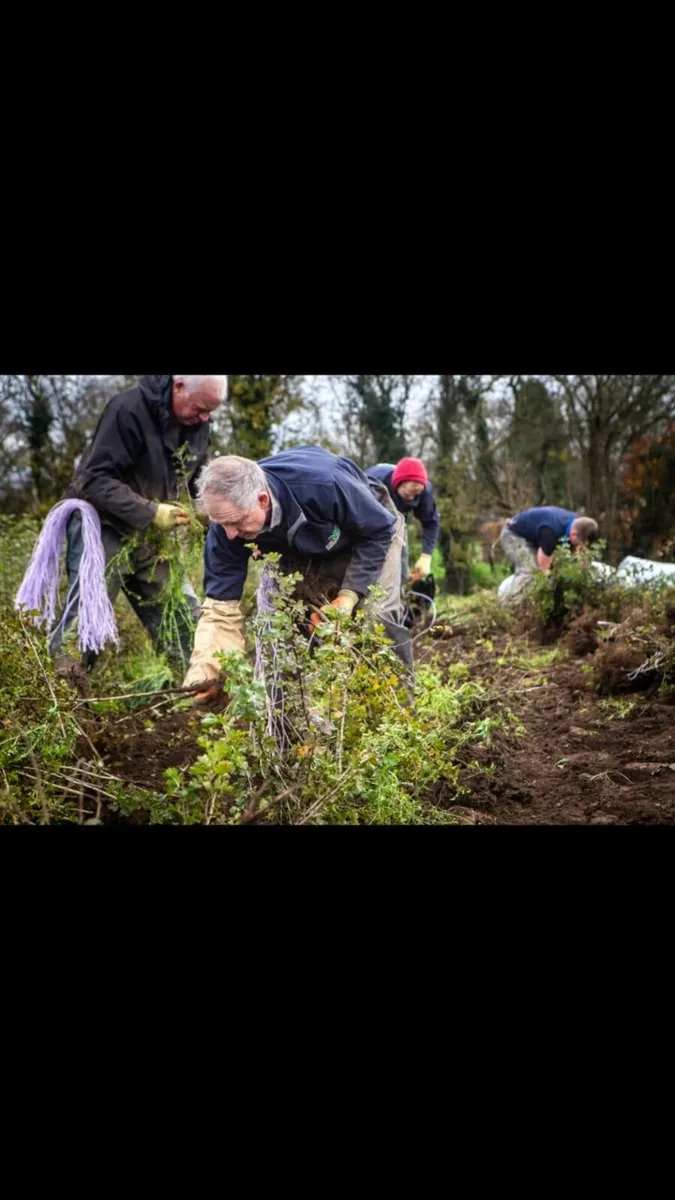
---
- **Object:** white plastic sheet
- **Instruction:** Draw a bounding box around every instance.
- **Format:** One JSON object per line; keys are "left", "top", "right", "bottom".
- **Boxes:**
{"left": 616, "top": 556, "right": 675, "bottom": 584}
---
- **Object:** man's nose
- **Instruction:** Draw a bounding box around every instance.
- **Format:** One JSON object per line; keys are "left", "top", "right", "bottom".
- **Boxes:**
{"left": 224, "top": 525, "right": 239, "bottom": 540}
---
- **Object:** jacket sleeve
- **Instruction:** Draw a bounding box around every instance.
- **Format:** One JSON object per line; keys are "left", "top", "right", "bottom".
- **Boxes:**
{"left": 203, "top": 524, "right": 252, "bottom": 601}
{"left": 332, "top": 477, "right": 396, "bottom": 596}
{"left": 417, "top": 485, "right": 441, "bottom": 554}
{"left": 75, "top": 402, "right": 158, "bottom": 530}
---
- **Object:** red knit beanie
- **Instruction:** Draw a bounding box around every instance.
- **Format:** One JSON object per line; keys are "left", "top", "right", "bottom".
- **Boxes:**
{"left": 392, "top": 458, "right": 428, "bottom": 489}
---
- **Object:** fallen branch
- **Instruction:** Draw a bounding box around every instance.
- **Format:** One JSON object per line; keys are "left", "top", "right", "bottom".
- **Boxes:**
{"left": 238, "top": 781, "right": 270, "bottom": 824}
{"left": 73, "top": 683, "right": 209, "bottom": 709}
{"left": 627, "top": 652, "right": 666, "bottom": 682}
{"left": 23, "top": 768, "right": 120, "bottom": 804}
{"left": 295, "top": 768, "right": 355, "bottom": 825}
{"left": 409, "top": 591, "right": 437, "bottom": 645}
{"left": 59, "top": 762, "right": 127, "bottom": 783}
{"left": 21, "top": 623, "right": 68, "bottom": 740}
{"left": 27, "top": 750, "right": 50, "bottom": 824}
{"left": 588, "top": 769, "right": 633, "bottom": 786}
{"left": 238, "top": 785, "right": 301, "bottom": 825}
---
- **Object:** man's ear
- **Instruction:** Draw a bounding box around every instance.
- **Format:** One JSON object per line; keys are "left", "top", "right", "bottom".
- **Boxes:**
{"left": 259, "top": 492, "right": 271, "bottom": 511}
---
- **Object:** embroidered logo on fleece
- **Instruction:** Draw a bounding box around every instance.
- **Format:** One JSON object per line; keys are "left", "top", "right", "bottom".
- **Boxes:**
{"left": 325, "top": 525, "right": 341, "bottom": 550}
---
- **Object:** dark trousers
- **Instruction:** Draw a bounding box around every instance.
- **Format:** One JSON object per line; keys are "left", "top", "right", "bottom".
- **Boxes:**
{"left": 48, "top": 515, "right": 200, "bottom": 670}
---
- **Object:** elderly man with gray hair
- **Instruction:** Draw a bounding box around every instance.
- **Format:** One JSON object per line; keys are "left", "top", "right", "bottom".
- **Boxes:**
{"left": 50, "top": 374, "right": 227, "bottom": 669}
{"left": 183, "top": 445, "right": 413, "bottom": 703}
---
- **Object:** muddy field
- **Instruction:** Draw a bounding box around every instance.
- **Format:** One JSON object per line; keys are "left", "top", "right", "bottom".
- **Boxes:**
{"left": 417, "top": 633, "right": 675, "bottom": 825}
{"left": 77, "top": 621, "right": 675, "bottom": 825}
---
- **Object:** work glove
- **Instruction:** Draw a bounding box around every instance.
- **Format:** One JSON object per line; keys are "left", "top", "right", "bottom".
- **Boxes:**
{"left": 311, "top": 589, "right": 360, "bottom": 626}
{"left": 411, "top": 553, "right": 432, "bottom": 583}
{"left": 153, "top": 503, "right": 190, "bottom": 532}
{"left": 183, "top": 661, "right": 221, "bottom": 707}
{"left": 183, "top": 598, "right": 246, "bottom": 707}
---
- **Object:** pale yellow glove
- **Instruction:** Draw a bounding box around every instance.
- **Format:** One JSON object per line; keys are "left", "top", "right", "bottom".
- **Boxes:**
{"left": 183, "top": 598, "right": 245, "bottom": 705}
{"left": 411, "top": 553, "right": 432, "bottom": 582}
{"left": 319, "top": 589, "right": 359, "bottom": 619}
{"left": 153, "top": 503, "right": 190, "bottom": 531}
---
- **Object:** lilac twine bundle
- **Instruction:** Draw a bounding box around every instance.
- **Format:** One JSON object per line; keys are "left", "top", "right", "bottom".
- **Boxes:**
{"left": 15, "top": 499, "right": 119, "bottom": 654}
{"left": 255, "top": 564, "right": 288, "bottom": 753}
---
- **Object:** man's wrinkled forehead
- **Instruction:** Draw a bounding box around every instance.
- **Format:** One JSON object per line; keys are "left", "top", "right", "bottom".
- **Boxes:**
{"left": 203, "top": 494, "right": 247, "bottom": 522}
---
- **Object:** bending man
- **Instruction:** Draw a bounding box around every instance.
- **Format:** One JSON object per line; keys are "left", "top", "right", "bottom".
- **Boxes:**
{"left": 183, "top": 446, "right": 413, "bottom": 702}
{"left": 367, "top": 457, "right": 440, "bottom": 584}
{"left": 499, "top": 506, "right": 599, "bottom": 600}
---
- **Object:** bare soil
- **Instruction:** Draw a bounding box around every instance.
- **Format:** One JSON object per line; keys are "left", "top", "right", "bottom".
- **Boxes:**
{"left": 78, "top": 614, "right": 675, "bottom": 825}
{"left": 417, "top": 632, "right": 675, "bottom": 825}
{"left": 87, "top": 709, "right": 202, "bottom": 793}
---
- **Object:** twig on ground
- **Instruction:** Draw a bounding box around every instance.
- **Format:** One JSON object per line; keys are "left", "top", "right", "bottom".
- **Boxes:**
{"left": 74, "top": 684, "right": 207, "bottom": 708}
{"left": 628, "top": 652, "right": 665, "bottom": 682}
{"left": 27, "top": 750, "right": 50, "bottom": 824}
{"left": 22, "top": 623, "right": 67, "bottom": 740}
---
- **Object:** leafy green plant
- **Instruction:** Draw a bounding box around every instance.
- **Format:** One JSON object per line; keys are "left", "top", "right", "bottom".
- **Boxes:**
{"left": 0, "top": 611, "right": 84, "bottom": 822}
{"left": 470, "top": 559, "right": 510, "bottom": 591}
{"left": 527, "top": 540, "right": 644, "bottom": 630}
{"left": 597, "top": 698, "right": 637, "bottom": 720}
{"left": 161, "top": 556, "right": 503, "bottom": 825}
{"left": 0, "top": 514, "right": 43, "bottom": 612}
{"left": 103, "top": 450, "right": 207, "bottom": 679}
{"left": 495, "top": 643, "right": 565, "bottom": 670}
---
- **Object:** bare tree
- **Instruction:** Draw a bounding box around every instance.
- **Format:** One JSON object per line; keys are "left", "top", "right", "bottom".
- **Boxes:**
{"left": 338, "top": 375, "right": 418, "bottom": 465}
{"left": 429, "top": 375, "right": 505, "bottom": 591}
{"left": 548, "top": 375, "right": 675, "bottom": 543}
{"left": 0, "top": 375, "right": 124, "bottom": 512}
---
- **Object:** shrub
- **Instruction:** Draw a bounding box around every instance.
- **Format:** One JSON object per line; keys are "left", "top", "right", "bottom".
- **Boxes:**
{"left": 0, "top": 610, "right": 83, "bottom": 822}
{"left": 162, "top": 556, "right": 496, "bottom": 825}
{"left": 524, "top": 541, "right": 668, "bottom": 633}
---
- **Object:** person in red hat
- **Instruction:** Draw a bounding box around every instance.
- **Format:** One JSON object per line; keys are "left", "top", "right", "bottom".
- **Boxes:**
{"left": 367, "top": 458, "right": 440, "bottom": 583}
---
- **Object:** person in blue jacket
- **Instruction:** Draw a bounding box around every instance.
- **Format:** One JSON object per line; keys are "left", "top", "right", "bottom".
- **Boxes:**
{"left": 367, "top": 458, "right": 440, "bottom": 584}
{"left": 499, "top": 506, "right": 599, "bottom": 599}
{"left": 182, "top": 446, "right": 412, "bottom": 702}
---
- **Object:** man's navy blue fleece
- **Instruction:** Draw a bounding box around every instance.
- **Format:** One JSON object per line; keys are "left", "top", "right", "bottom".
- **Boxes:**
{"left": 509, "top": 506, "right": 577, "bottom": 556}
{"left": 203, "top": 446, "right": 396, "bottom": 602}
